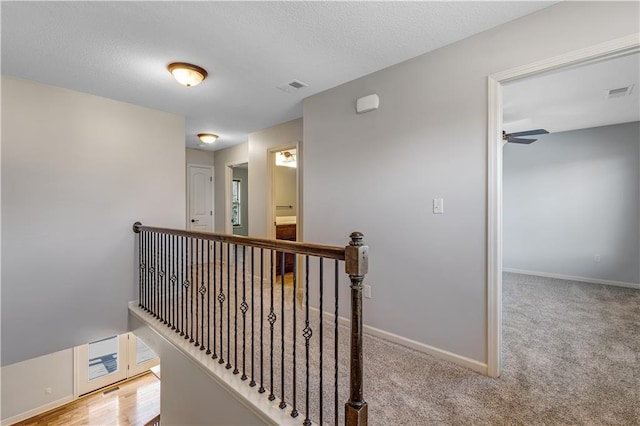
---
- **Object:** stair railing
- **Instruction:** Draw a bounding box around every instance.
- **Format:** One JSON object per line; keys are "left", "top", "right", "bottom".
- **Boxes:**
{"left": 133, "top": 222, "right": 368, "bottom": 426}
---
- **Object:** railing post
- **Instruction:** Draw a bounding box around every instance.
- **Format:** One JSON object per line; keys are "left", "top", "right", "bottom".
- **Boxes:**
{"left": 344, "top": 232, "right": 368, "bottom": 426}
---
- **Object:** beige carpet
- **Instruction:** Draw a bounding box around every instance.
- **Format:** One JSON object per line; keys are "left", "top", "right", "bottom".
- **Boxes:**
{"left": 144, "top": 267, "right": 640, "bottom": 425}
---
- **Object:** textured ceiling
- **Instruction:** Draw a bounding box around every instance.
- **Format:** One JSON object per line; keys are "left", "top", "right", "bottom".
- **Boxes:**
{"left": 2, "top": 1, "right": 556, "bottom": 151}
{"left": 504, "top": 52, "right": 640, "bottom": 135}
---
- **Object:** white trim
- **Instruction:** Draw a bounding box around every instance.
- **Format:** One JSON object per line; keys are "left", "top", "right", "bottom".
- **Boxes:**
{"left": 309, "top": 307, "right": 487, "bottom": 375}
{"left": 503, "top": 268, "right": 640, "bottom": 290}
{"left": 487, "top": 33, "right": 640, "bottom": 379}
{"left": 1, "top": 395, "right": 74, "bottom": 426}
{"left": 129, "top": 303, "right": 302, "bottom": 426}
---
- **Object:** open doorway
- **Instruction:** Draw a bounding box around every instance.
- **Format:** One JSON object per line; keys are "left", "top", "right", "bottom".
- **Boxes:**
{"left": 230, "top": 163, "right": 249, "bottom": 236}
{"left": 269, "top": 146, "right": 299, "bottom": 289}
{"left": 487, "top": 37, "right": 640, "bottom": 377}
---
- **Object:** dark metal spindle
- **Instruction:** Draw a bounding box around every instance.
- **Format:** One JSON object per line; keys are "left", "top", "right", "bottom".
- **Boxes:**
{"left": 188, "top": 237, "right": 194, "bottom": 342}
{"left": 319, "top": 257, "right": 324, "bottom": 426}
{"left": 279, "top": 251, "right": 287, "bottom": 410}
{"left": 226, "top": 243, "right": 232, "bottom": 370}
{"left": 199, "top": 239, "right": 205, "bottom": 350}
{"left": 303, "top": 255, "right": 312, "bottom": 426}
{"left": 218, "top": 242, "right": 225, "bottom": 365}
{"left": 206, "top": 240, "right": 211, "bottom": 354}
{"left": 173, "top": 235, "right": 178, "bottom": 331}
{"left": 180, "top": 236, "right": 185, "bottom": 336}
{"left": 233, "top": 244, "right": 239, "bottom": 374}
{"left": 163, "top": 234, "right": 168, "bottom": 325}
{"left": 291, "top": 255, "right": 298, "bottom": 418}
{"left": 268, "top": 250, "right": 276, "bottom": 401}
{"left": 334, "top": 259, "right": 340, "bottom": 426}
{"left": 138, "top": 231, "right": 143, "bottom": 308}
{"left": 152, "top": 232, "right": 158, "bottom": 318}
{"left": 259, "top": 248, "right": 265, "bottom": 394}
{"left": 250, "top": 246, "right": 256, "bottom": 387}
{"left": 213, "top": 241, "right": 218, "bottom": 359}
{"left": 194, "top": 239, "right": 200, "bottom": 347}
{"left": 241, "top": 245, "right": 248, "bottom": 381}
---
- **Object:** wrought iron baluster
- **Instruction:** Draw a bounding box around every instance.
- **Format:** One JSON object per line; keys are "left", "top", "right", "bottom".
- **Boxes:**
{"left": 291, "top": 254, "right": 298, "bottom": 418}
{"left": 303, "top": 255, "right": 312, "bottom": 426}
{"left": 188, "top": 237, "right": 194, "bottom": 341}
{"left": 334, "top": 259, "right": 339, "bottom": 426}
{"left": 319, "top": 257, "right": 324, "bottom": 426}
{"left": 138, "top": 231, "right": 143, "bottom": 308}
{"left": 226, "top": 243, "right": 232, "bottom": 369}
{"left": 250, "top": 246, "right": 256, "bottom": 387}
{"left": 241, "top": 245, "right": 248, "bottom": 381}
{"left": 259, "top": 248, "right": 265, "bottom": 394}
{"left": 233, "top": 244, "right": 239, "bottom": 374}
{"left": 194, "top": 238, "right": 200, "bottom": 347}
{"left": 206, "top": 240, "right": 211, "bottom": 354}
{"left": 162, "top": 233, "right": 168, "bottom": 325}
{"left": 268, "top": 249, "right": 276, "bottom": 402}
{"left": 180, "top": 236, "right": 186, "bottom": 336}
{"left": 199, "top": 239, "right": 205, "bottom": 349}
{"left": 152, "top": 232, "right": 158, "bottom": 318}
{"left": 212, "top": 241, "right": 218, "bottom": 359}
{"left": 172, "top": 235, "right": 177, "bottom": 330}
{"left": 218, "top": 242, "right": 226, "bottom": 365}
{"left": 280, "top": 251, "right": 287, "bottom": 410}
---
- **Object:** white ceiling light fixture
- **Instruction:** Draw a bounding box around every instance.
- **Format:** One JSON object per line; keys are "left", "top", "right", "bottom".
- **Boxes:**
{"left": 198, "top": 133, "right": 218, "bottom": 144}
{"left": 275, "top": 150, "right": 297, "bottom": 168}
{"left": 168, "top": 62, "right": 208, "bottom": 87}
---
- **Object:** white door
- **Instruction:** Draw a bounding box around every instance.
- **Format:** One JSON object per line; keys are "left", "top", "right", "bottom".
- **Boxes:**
{"left": 76, "top": 333, "right": 159, "bottom": 396}
{"left": 188, "top": 165, "right": 213, "bottom": 231}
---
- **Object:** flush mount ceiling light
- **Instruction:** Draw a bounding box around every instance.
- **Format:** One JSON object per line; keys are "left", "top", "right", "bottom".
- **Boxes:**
{"left": 275, "top": 149, "right": 297, "bottom": 168}
{"left": 168, "top": 62, "right": 208, "bottom": 87}
{"left": 198, "top": 133, "right": 219, "bottom": 144}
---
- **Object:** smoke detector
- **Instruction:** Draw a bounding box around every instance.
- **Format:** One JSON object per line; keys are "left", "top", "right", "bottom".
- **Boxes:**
{"left": 606, "top": 84, "right": 634, "bottom": 99}
{"left": 276, "top": 79, "right": 309, "bottom": 93}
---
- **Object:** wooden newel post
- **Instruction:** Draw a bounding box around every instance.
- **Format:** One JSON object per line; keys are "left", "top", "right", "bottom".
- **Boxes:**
{"left": 344, "top": 232, "right": 368, "bottom": 426}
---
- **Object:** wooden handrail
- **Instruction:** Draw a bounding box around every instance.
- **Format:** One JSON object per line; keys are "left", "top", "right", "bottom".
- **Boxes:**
{"left": 133, "top": 222, "right": 346, "bottom": 260}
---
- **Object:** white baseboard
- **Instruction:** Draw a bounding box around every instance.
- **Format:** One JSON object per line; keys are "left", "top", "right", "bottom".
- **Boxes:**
{"left": 1, "top": 395, "right": 74, "bottom": 426}
{"left": 503, "top": 268, "right": 640, "bottom": 290}
{"left": 309, "top": 307, "right": 488, "bottom": 375}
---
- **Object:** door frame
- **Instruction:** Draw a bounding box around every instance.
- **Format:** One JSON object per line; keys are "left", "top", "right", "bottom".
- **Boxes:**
{"left": 225, "top": 161, "right": 249, "bottom": 235}
{"left": 186, "top": 163, "right": 214, "bottom": 231}
{"left": 267, "top": 142, "right": 301, "bottom": 240}
{"left": 73, "top": 332, "right": 159, "bottom": 398}
{"left": 486, "top": 33, "right": 639, "bottom": 378}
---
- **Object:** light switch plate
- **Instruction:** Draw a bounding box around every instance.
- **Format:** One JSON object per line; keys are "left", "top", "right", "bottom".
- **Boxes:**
{"left": 433, "top": 198, "right": 444, "bottom": 214}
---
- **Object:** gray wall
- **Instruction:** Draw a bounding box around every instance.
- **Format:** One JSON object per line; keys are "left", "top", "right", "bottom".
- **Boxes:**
{"left": 232, "top": 166, "right": 249, "bottom": 236}
{"left": 186, "top": 147, "right": 215, "bottom": 167}
{"left": 248, "top": 119, "right": 302, "bottom": 238}
{"left": 1, "top": 76, "right": 185, "bottom": 365}
{"left": 213, "top": 143, "right": 248, "bottom": 233}
{"left": 503, "top": 122, "right": 640, "bottom": 284}
{"left": 275, "top": 165, "right": 297, "bottom": 217}
{"left": 302, "top": 2, "right": 640, "bottom": 363}
{"left": 1, "top": 349, "right": 73, "bottom": 422}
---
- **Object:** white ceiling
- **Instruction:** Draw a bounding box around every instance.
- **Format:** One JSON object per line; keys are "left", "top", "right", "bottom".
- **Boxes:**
{"left": 503, "top": 52, "right": 640, "bottom": 135}
{"left": 2, "top": 2, "right": 556, "bottom": 151}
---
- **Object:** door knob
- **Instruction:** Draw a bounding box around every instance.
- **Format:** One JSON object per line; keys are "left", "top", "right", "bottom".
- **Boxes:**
{"left": 191, "top": 219, "right": 199, "bottom": 223}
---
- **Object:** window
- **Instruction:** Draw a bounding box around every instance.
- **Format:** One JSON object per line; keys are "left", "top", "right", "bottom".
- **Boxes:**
{"left": 232, "top": 179, "right": 241, "bottom": 227}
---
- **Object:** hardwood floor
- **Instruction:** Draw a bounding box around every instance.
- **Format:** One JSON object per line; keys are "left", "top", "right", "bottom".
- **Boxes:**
{"left": 14, "top": 373, "right": 160, "bottom": 426}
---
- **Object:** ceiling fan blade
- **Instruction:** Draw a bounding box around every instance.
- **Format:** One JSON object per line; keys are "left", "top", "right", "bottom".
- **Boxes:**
{"left": 508, "top": 137, "right": 537, "bottom": 144}
{"left": 509, "top": 129, "right": 549, "bottom": 137}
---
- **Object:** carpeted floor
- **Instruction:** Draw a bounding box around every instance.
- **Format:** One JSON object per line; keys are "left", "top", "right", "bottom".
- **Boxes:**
{"left": 141, "top": 267, "right": 639, "bottom": 425}
{"left": 361, "top": 272, "right": 640, "bottom": 425}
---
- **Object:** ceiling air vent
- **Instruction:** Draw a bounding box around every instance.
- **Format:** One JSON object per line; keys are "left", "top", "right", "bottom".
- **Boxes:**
{"left": 607, "top": 84, "right": 634, "bottom": 99}
{"left": 276, "top": 79, "right": 309, "bottom": 93}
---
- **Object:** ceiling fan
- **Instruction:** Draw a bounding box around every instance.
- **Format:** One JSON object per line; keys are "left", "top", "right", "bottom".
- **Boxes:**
{"left": 502, "top": 129, "right": 549, "bottom": 144}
